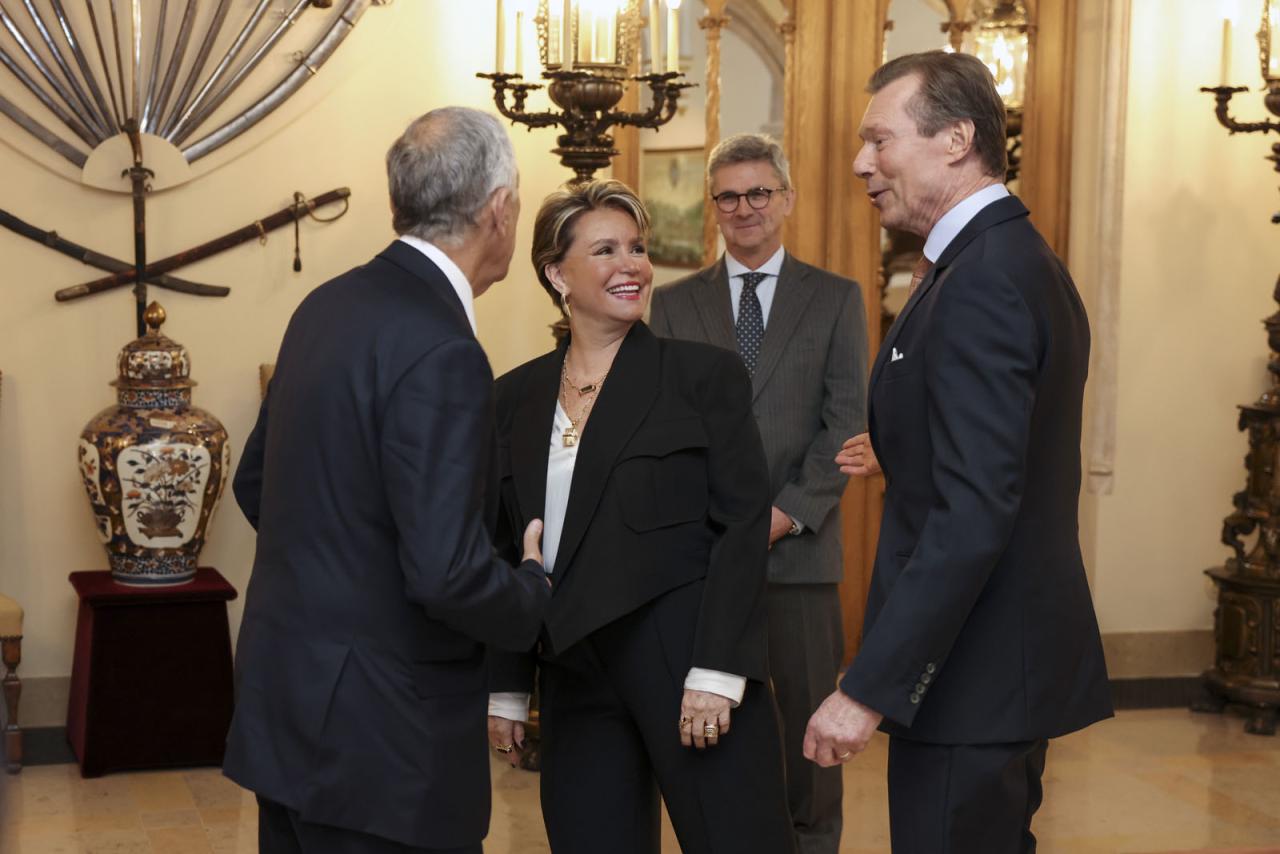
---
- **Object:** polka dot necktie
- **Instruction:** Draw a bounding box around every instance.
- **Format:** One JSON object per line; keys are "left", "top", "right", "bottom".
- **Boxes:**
{"left": 736, "top": 272, "right": 767, "bottom": 375}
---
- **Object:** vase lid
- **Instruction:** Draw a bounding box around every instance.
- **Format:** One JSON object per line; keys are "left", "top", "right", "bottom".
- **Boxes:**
{"left": 111, "top": 303, "right": 196, "bottom": 391}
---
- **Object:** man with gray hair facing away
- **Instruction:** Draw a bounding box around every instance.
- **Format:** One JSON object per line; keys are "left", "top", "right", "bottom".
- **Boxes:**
{"left": 224, "top": 106, "right": 551, "bottom": 854}
{"left": 649, "top": 133, "right": 868, "bottom": 854}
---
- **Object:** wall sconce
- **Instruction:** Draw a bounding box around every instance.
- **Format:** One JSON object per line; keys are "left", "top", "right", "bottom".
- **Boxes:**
{"left": 946, "top": 0, "right": 1030, "bottom": 183}
{"left": 1196, "top": 0, "right": 1280, "bottom": 736}
{"left": 480, "top": 0, "right": 693, "bottom": 183}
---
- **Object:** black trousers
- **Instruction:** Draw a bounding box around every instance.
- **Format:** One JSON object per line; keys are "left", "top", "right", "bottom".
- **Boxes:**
{"left": 256, "top": 796, "right": 482, "bottom": 854}
{"left": 537, "top": 588, "right": 796, "bottom": 854}
{"left": 766, "top": 583, "right": 845, "bottom": 854}
{"left": 886, "top": 737, "right": 1049, "bottom": 854}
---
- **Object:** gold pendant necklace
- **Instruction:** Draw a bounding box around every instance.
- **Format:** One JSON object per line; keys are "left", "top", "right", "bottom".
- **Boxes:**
{"left": 560, "top": 358, "right": 609, "bottom": 448}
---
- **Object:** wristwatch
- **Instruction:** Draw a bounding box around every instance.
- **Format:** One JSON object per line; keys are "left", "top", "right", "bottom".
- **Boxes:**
{"left": 788, "top": 518, "right": 802, "bottom": 537}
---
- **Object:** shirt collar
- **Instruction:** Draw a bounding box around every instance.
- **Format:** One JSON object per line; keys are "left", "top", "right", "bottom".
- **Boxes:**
{"left": 725, "top": 245, "right": 786, "bottom": 280}
{"left": 396, "top": 235, "right": 477, "bottom": 334}
{"left": 922, "top": 184, "right": 1010, "bottom": 263}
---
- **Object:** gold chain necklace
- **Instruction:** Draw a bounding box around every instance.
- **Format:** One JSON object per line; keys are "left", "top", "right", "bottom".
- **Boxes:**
{"left": 560, "top": 359, "right": 609, "bottom": 447}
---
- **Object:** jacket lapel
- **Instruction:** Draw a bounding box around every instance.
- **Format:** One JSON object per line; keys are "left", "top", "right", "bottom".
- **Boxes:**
{"left": 751, "top": 253, "right": 814, "bottom": 399}
{"left": 689, "top": 258, "right": 738, "bottom": 353}
{"left": 868, "top": 195, "right": 1031, "bottom": 397}
{"left": 551, "top": 323, "right": 661, "bottom": 583}
{"left": 510, "top": 348, "right": 563, "bottom": 530}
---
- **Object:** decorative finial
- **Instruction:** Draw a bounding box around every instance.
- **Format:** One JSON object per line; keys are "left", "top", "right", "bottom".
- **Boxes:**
{"left": 144, "top": 302, "right": 166, "bottom": 333}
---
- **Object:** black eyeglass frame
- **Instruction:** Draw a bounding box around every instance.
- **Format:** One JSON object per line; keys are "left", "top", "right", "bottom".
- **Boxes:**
{"left": 711, "top": 186, "right": 790, "bottom": 213}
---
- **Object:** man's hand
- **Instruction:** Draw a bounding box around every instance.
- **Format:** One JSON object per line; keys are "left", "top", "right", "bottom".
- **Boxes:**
{"left": 522, "top": 519, "right": 545, "bottom": 565}
{"left": 803, "top": 689, "right": 884, "bottom": 767}
{"left": 835, "top": 433, "right": 881, "bottom": 477}
{"left": 487, "top": 715, "right": 526, "bottom": 768}
{"left": 679, "top": 689, "right": 732, "bottom": 750}
{"left": 768, "top": 506, "right": 795, "bottom": 546}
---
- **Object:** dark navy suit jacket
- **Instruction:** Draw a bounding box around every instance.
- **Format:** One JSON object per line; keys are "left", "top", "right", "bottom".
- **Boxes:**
{"left": 224, "top": 241, "right": 549, "bottom": 849}
{"left": 841, "top": 196, "right": 1113, "bottom": 744}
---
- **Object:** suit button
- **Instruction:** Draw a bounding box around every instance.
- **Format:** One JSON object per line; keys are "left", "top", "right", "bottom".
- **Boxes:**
{"left": 909, "top": 693, "right": 921, "bottom": 704}
{"left": 921, "top": 673, "right": 932, "bottom": 685}
{"left": 925, "top": 663, "right": 937, "bottom": 674}
{"left": 915, "top": 683, "right": 926, "bottom": 694}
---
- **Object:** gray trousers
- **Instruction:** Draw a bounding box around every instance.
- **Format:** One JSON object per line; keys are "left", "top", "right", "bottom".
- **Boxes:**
{"left": 767, "top": 583, "right": 845, "bottom": 854}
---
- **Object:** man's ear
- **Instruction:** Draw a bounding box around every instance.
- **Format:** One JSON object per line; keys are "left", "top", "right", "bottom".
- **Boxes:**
{"left": 946, "top": 119, "right": 976, "bottom": 163}
{"left": 488, "top": 187, "right": 515, "bottom": 234}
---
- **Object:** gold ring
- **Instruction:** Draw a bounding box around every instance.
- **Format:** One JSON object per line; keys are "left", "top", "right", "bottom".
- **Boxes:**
{"left": 679, "top": 716, "right": 693, "bottom": 730}
{"left": 837, "top": 751, "right": 852, "bottom": 760}
{"left": 703, "top": 724, "right": 719, "bottom": 737}
{"left": 494, "top": 743, "right": 515, "bottom": 754}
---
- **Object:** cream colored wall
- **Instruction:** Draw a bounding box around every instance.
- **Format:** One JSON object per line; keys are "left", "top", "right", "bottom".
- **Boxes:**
{"left": 0, "top": 2, "right": 565, "bottom": 683}
{"left": 1071, "top": 0, "right": 1277, "bottom": 660}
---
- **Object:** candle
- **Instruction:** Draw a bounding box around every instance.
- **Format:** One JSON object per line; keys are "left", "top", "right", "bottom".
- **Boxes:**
{"left": 667, "top": 0, "right": 681, "bottom": 74}
{"left": 562, "top": 0, "right": 574, "bottom": 70}
{"left": 1270, "top": 3, "right": 1280, "bottom": 79}
{"left": 603, "top": 11, "right": 615, "bottom": 64}
{"left": 496, "top": 0, "right": 505, "bottom": 73}
{"left": 649, "top": 0, "right": 661, "bottom": 73}
{"left": 579, "top": 7, "right": 593, "bottom": 63}
{"left": 515, "top": 10, "right": 524, "bottom": 76}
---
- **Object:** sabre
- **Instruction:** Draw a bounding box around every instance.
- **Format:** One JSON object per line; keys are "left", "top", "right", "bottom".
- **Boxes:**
{"left": 169, "top": 0, "right": 273, "bottom": 144}
{"left": 0, "top": 42, "right": 97, "bottom": 146}
{"left": 145, "top": 0, "right": 195, "bottom": 135}
{"left": 85, "top": 0, "right": 122, "bottom": 128}
{"left": 184, "top": 0, "right": 371, "bottom": 163}
{"left": 159, "top": 0, "right": 230, "bottom": 139}
{"left": 0, "top": 2, "right": 105, "bottom": 142}
{"left": 0, "top": 90, "right": 87, "bottom": 166}
{"left": 138, "top": 0, "right": 167, "bottom": 131}
{"left": 107, "top": 1, "right": 130, "bottom": 123}
{"left": 129, "top": 0, "right": 140, "bottom": 122}
{"left": 0, "top": 206, "right": 227, "bottom": 296}
{"left": 18, "top": 0, "right": 112, "bottom": 137}
{"left": 172, "top": 0, "right": 312, "bottom": 145}
{"left": 124, "top": 120, "right": 151, "bottom": 336}
{"left": 55, "top": 187, "right": 352, "bottom": 302}
{"left": 48, "top": 0, "right": 118, "bottom": 134}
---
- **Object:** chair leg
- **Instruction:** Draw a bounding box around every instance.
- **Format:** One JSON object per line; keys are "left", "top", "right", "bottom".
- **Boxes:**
{"left": 2, "top": 636, "right": 21, "bottom": 773}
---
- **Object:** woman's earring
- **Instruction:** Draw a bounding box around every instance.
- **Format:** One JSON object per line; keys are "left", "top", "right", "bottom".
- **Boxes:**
{"left": 560, "top": 291, "right": 573, "bottom": 320}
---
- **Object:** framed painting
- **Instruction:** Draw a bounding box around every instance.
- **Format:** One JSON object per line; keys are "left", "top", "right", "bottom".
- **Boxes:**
{"left": 640, "top": 147, "right": 706, "bottom": 268}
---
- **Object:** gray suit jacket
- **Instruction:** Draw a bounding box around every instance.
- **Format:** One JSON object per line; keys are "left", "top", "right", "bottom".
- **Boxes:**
{"left": 649, "top": 252, "right": 868, "bottom": 584}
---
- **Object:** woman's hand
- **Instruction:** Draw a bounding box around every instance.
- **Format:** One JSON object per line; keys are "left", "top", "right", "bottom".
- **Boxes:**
{"left": 679, "top": 689, "right": 732, "bottom": 750}
{"left": 488, "top": 715, "right": 526, "bottom": 768}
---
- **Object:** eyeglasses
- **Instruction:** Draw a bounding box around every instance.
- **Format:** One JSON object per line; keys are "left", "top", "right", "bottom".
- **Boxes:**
{"left": 712, "top": 186, "right": 789, "bottom": 213}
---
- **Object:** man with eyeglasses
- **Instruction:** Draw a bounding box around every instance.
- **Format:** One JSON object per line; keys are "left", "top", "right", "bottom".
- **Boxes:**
{"left": 649, "top": 132, "right": 868, "bottom": 854}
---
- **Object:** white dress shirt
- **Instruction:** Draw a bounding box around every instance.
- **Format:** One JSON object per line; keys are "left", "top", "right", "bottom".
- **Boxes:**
{"left": 488, "top": 401, "right": 747, "bottom": 722}
{"left": 726, "top": 245, "right": 786, "bottom": 327}
{"left": 397, "top": 235, "right": 477, "bottom": 334}
{"left": 922, "top": 184, "right": 1010, "bottom": 264}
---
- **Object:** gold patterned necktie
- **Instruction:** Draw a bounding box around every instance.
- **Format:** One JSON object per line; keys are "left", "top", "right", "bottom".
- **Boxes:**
{"left": 908, "top": 255, "right": 933, "bottom": 297}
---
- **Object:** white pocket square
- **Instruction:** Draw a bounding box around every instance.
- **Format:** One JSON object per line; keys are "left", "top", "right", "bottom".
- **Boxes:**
{"left": 891, "top": 347, "right": 905, "bottom": 363}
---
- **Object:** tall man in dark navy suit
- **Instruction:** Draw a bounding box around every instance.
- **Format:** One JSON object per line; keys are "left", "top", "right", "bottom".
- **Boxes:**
{"left": 225, "top": 107, "right": 551, "bottom": 854}
{"left": 804, "top": 52, "right": 1112, "bottom": 853}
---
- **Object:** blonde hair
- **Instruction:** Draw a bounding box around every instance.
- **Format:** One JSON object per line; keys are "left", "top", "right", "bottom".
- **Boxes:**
{"left": 531, "top": 180, "right": 651, "bottom": 324}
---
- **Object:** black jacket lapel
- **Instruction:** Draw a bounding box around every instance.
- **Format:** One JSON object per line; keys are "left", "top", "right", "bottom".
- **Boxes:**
{"left": 376, "top": 240, "right": 473, "bottom": 334}
{"left": 551, "top": 323, "right": 661, "bottom": 583}
{"left": 510, "top": 348, "right": 563, "bottom": 531}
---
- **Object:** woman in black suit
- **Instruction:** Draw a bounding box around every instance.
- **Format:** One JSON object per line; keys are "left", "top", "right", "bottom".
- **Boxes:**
{"left": 486, "top": 180, "right": 795, "bottom": 854}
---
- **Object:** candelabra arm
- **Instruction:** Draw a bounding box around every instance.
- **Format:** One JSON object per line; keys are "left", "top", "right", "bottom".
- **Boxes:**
{"left": 602, "top": 73, "right": 694, "bottom": 131}
{"left": 478, "top": 73, "right": 562, "bottom": 129}
{"left": 1200, "top": 86, "right": 1280, "bottom": 135}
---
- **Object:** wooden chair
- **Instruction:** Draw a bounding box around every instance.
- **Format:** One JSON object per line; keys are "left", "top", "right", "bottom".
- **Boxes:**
{"left": 0, "top": 594, "right": 22, "bottom": 773}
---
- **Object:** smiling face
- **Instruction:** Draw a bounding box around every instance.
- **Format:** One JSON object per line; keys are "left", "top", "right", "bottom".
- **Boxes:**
{"left": 545, "top": 207, "right": 653, "bottom": 333}
{"left": 709, "top": 160, "right": 794, "bottom": 268}
{"left": 853, "top": 73, "right": 957, "bottom": 237}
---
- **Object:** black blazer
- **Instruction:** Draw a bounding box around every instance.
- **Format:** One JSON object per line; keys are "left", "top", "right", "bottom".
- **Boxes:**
{"left": 224, "top": 242, "right": 549, "bottom": 849}
{"left": 840, "top": 196, "right": 1113, "bottom": 744}
{"left": 489, "top": 323, "right": 772, "bottom": 692}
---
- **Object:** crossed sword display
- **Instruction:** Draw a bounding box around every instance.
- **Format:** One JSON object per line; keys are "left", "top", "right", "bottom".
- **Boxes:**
{"left": 1, "top": 122, "right": 350, "bottom": 337}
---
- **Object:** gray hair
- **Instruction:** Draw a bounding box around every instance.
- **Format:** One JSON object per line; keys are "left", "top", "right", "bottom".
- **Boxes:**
{"left": 386, "top": 107, "right": 518, "bottom": 246}
{"left": 707, "top": 133, "right": 792, "bottom": 190}
{"left": 868, "top": 51, "right": 1007, "bottom": 179}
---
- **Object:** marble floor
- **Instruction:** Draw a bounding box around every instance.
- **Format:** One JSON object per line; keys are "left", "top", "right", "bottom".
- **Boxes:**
{"left": 1, "top": 708, "right": 1278, "bottom": 853}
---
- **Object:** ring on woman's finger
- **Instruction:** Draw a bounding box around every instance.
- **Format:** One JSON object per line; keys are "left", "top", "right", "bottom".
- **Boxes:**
{"left": 494, "top": 743, "right": 515, "bottom": 754}
{"left": 703, "top": 724, "right": 719, "bottom": 738}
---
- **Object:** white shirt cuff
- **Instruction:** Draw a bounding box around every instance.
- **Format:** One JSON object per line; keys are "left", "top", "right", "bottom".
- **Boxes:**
{"left": 684, "top": 668, "right": 747, "bottom": 706}
{"left": 488, "top": 692, "right": 530, "bottom": 721}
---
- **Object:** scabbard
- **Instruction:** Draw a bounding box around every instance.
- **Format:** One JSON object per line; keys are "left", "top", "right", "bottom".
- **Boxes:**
{"left": 54, "top": 187, "right": 351, "bottom": 302}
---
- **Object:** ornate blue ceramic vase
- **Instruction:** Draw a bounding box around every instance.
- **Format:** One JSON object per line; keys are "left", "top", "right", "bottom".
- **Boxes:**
{"left": 78, "top": 303, "right": 230, "bottom": 586}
